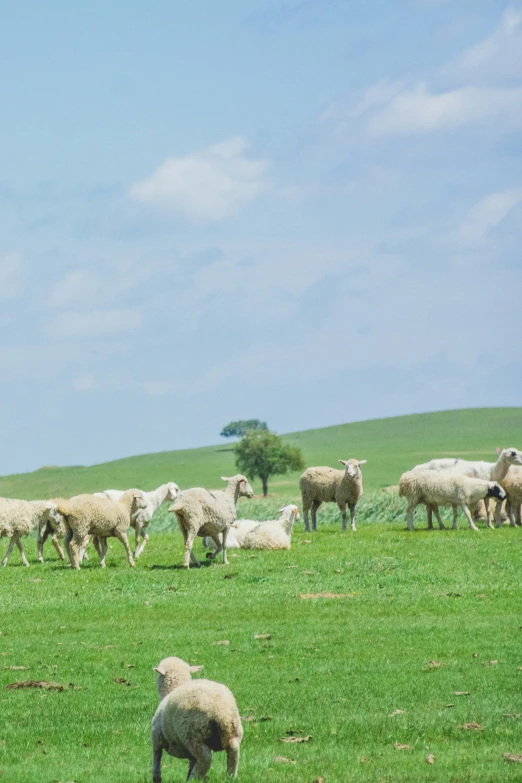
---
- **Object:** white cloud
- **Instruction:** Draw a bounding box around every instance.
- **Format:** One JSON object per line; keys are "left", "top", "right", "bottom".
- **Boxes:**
{"left": 129, "top": 137, "right": 270, "bottom": 222}
{"left": 367, "top": 83, "right": 522, "bottom": 135}
{"left": 0, "top": 253, "right": 24, "bottom": 301}
{"left": 456, "top": 188, "right": 522, "bottom": 247}
{"left": 49, "top": 308, "right": 142, "bottom": 338}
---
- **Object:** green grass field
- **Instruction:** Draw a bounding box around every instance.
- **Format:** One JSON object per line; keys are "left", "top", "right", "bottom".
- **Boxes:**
{"left": 1, "top": 408, "right": 521, "bottom": 782}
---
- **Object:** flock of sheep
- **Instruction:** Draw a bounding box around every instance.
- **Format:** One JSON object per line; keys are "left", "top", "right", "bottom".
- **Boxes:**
{"left": 1, "top": 448, "right": 522, "bottom": 573}
{"left": 3, "top": 447, "right": 522, "bottom": 780}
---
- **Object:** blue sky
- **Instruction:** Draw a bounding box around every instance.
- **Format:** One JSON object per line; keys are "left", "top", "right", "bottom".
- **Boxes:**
{"left": 1, "top": 0, "right": 521, "bottom": 474}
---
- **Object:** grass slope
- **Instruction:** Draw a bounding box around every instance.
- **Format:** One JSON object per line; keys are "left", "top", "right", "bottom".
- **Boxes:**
{"left": 2, "top": 515, "right": 522, "bottom": 783}
{"left": 1, "top": 407, "right": 521, "bottom": 500}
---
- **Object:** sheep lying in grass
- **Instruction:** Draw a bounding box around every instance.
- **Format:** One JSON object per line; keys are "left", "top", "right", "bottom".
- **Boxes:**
{"left": 203, "top": 505, "right": 300, "bottom": 551}
{"left": 300, "top": 459, "right": 366, "bottom": 532}
{"left": 169, "top": 475, "right": 254, "bottom": 569}
{"left": 242, "top": 504, "right": 299, "bottom": 550}
{"left": 54, "top": 492, "right": 145, "bottom": 569}
{"left": 0, "top": 498, "right": 60, "bottom": 567}
{"left": 96, "top": 482, "right": 181, "bottom": 558}
{"left": 399, "top": 470, "right": 506, "bottom": 531}
{"left": 495, "top": 466, "right": 522, "bottom": 527}
{"left": 151, "top": 656, "right": 242, "bottom": 782}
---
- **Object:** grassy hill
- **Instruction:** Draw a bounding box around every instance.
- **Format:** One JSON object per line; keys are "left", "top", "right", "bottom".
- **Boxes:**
{"left": 1, "top": 407, "right": 520, "bottom": 500}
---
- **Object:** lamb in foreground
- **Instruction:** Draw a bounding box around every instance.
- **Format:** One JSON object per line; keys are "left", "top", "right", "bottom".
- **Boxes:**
{"left": 169, "top": 475, "right": 254, "bottom": 568}
{"left": 242, "top": 504, "right": 299, "bottom": 550}
{"left": 0, "top": 498, "right": 61, "bottom": 567}
{"left": 54, "top": 492, "right": 145, "bottom": 569}
{"left": 96, "top": 482, "right": 181, "bottom": 557}
{"left": 151, "top": 656, "right": 242, "bottom": 782}
{"left": 399, "top": 470, "right": 506, "bottom": 531}
{"left": 300, "top": 459, "right": 366, "bottom": 532}
{"left": 203, "top": 504, "right": 300, "bottom": 551}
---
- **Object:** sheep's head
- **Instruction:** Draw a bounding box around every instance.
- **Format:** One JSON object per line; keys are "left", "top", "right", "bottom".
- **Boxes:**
{"left": 154, "top": 656, "right": 203, "bottom": 700}
{"left": 278, "top": 504, "right": 300, "bottom": 522}
{"left": 501, "top": 448, "right": 522, "bottom": 467}
{"left": 44, "top": 502, "right": 66, "bottom": 528}
{"left": 487, "top": 482, "right": 506, "bottom": 501}
{"left": 222, "top": 475, "right": 255, "bottom": 500}
{"left": 339, "top": 458, "right": 367, "bottom": 478}
{"left": 166, "top": 482, "right": 181, "bottom": 502}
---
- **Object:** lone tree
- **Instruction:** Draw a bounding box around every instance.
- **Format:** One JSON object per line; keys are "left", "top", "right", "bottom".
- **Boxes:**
{"left": 234, "top": 430, "right": 305, "bottom": 497}
{"left": 220, "top": 419, "right": 268, "bottom": 439}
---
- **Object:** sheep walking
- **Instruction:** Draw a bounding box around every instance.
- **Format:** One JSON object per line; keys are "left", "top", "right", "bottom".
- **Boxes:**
{"left": 242, "top": 504, "right": 299, "bottom": 550}
{"left": 151, "top": 656, "right": 242, "bottom": 782}
{"left": 96, "top": 482, "right": 180, "bottom": 557}
{"left": 169, "top": 475, "right": 254, "bottom": 569}
{"left": 399, "top": 470, "right": 506, "bottom": 531}
{"left": 54, "top": 492, "right": 145, "bottom": 569}
{"left": 0, "top": 498, "right": 61, "bottom": 567}
{"left": 203, "top": 505, "right": 299, "bottom": 551}
{"left": 300, "top": 459, "right": 366, "bottom": 532}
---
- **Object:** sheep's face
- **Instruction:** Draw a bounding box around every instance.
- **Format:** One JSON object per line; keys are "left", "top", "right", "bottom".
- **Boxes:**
{"left": 339, "top": 458, "right": 367, "bottom": 478}
{"left": 238, "top": 477, "right": 254, "bottom": 499}
{"left": 278, "top": 504, "right": 300, "bottom": 521}
{"left": 503, "top": 448, "right": 522, "bottom": 467}
{"left": 487, "top": 483, "right": 506, "bottom": 501}
{"left": 46, "top": 504, "right": 66, "bottom": 527}
{"left": 166, "top": 482, "right": 181, "bottom": 502}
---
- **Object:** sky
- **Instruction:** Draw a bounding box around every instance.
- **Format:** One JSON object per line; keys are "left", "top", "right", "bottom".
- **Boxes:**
{"left": 1, "top": 0, "right": 521, "bottom": 474}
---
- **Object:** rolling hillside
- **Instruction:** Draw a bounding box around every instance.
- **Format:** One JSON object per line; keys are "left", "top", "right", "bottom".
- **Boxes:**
{"left": 0, "top": 407, "right": 520, "bottom": 500}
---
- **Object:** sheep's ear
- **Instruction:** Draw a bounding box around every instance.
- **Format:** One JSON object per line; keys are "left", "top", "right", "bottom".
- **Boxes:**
{"left": 221, "top": 476, "right": 230, "bottom": 482}
{"left": 154, "top": 665, "right": 166, "bottom": 675}
{"left": 189, "top": 664, "right": 203, "bottom": 673}
{"left": 133, "top": 492, "right": 142, "bottom": 499}
{"left": 167, "top": 504, "right": 176, "bottom": 512}
{"left": 358, "top": 460, "right": 367, "bottom": 465}
{"left": 339, "top": 460, "right": 348, "bottom": 466}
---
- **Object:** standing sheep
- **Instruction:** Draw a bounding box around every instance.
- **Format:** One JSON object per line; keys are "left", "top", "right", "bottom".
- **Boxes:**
{"left": 151, "top": 656, "right": 243, "bottom": 782}
{"left": 300, "top": 459, "right": 366, "bottom": 532}
{"left": 242, "top": 504, "right": 300, "bottom": 550}
{"left": 399, "top": 470, "right": 506, "bottom": 531}
{"left": 169, "top": 475, "right": 254, "bottom": 569}
{"left": 495, "top": 466, "right": 522, "bottom": 527}
{"left": 54, "top": 492, "right": 144, "bottom": 569}
{"left": 0, "top": 498, "right": 60, "bottom": 567}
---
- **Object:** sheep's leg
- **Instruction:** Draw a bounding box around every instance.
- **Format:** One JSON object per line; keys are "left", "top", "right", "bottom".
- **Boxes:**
{"left": 152, "top": 746, "right": 163, "bottom": 783}
{"left": 97, "top": 537, "right": 108, "bottom": 567}
{"left": 303, "top": 501, "right": 311, "bottom": 532}
{"left": 14, "top": 538, "right": 30, "bottom": 567}
{"left": 406, "top": 503, "right": 416, "bottom": 532}
{"left": 426, "top": 506, "right": 433, "bottom": 530}
{"left": 222, "top": 527, "right": 229, "bottom": 565}
{"left": 226, "top": 738, "right": 241, "bottom": 777}
{"left": 461, "top": 504, "right": 479, "bottom": 531}
{"left": 452, "top": 506, "right": 458, "bottom": 530}
{"left": 186, "top": 757, "right": 197, "bottom": 781}
{"left": 348, "top": 503, "right": 357, "bottom": 532}
{"left": 69, "top": 534, "right": 84, "bottom": 570}
{"left": 186, "top": 742, "right": 212, "bottom": 780}
{"left": 207, "top": 534, "right": 223, "bottom": 560}
{"left": 339, "top": 502, "right": 347, "bottom": 531}
{"left": 432, "top": 504, "right": 445, "bottom": 530}
{"left": 37, "top": 525, "right": 50, "bottom": 562}
{"left": 516, "top": 503, "right": 522, "bottom": 527}
{"left": 311, "top": 500, "right": 321, "bottom": 531}
{"left": 51, "top": 534, "right": 66, "bottom": 560}
{"left": 483, "top": 497, "right": 492, "bottom": 527}
{"left": 135, "top": 525, "right": 149, "bottom": 558}
{"left": 133, "top": 521, "right": 142, "bottom": 559}
{"left": 2, "top": 537, "right": 17, "bottom": 566}
{"left": 64, "top": 527, "right": 73, "bottom": 564}
{"left": 183, "top": 530, "right": 198, "bottom": 569}
{"left": 79, "top": 534, "right": 91, "bottom": 562}
{"left": 113, "top": 529, "right": 135, "bottom": 567}
{"left": 494, "top": 500, "right": 504, "bottom": 528}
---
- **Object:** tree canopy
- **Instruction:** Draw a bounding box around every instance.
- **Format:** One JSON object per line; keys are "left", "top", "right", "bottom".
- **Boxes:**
{"left": 234, "top": 429, "right": 305, "bottom": 496}
{"left": 220, "top": 419, "right": 268, "bottom": 439}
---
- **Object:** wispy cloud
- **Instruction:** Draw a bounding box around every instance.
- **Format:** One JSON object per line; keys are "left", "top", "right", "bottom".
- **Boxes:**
{"left": 456, "top": 188, "right": 522, "bottom": 247}
{"left": 49, "top": 308, "right": 143, "bottom": 339}
{"left": 129, "top": 137, "right": 270, "bottom": 223}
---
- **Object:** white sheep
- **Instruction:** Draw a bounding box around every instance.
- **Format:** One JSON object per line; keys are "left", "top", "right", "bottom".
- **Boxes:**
{"left": 151, "top": 656, "right": 242, "bottom": 782}
{"left": 412, "top": 448, "right": 522, "bottom": 527}
{"left": 203, "top": 504, "right": 300, "bottom": 551}
{"left": 242, "top": 504, "right": 300, "bottom": 550}
{"left": 399, "top": 470, "right": 506, "bottom": 531}
{"left": 0, "top": 498, "right": 60, "bottom": 567}
{"left": 495, "top": 466, "right": 522, "bottom": 527}
{"left": 54, "top": 491, "right": 145, "bottom": 569}
{"left": 168, "top": 475, "right": 254, "bottom": 569}
{"left": 95, "top": 482, "right": 180, "bottom": 557}
{"left": 300, "top": 459, "right": 366, "bottom": 532}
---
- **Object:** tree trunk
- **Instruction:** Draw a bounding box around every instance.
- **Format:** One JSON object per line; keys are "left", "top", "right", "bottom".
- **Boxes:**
{"left": 262, "top": 476, "right": 268, "bottom": 496}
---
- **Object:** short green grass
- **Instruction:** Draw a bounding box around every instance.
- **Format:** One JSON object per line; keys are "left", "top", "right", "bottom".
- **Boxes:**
{"left": 1, "top": 494, "right": 522, "bottom": 783}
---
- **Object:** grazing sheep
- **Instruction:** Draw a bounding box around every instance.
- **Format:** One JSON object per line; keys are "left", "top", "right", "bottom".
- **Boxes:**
{"left": 37, "top": 506, "right": 67, "bottom": 563}
{"left": 0, "top": 498, "right": 60, "bottom": 567}
{"left": 203, "top": 504, "right": 300, "bottom": 551}
{"left": 495, "top": 466, "right": 522, "bottom": 527}
{"left": 95, "top": 482, "right": 181, "bottom": 558}
{"left": 412, "top": 457, "right": 462, "bottom": 472}
{"left": 168, "top": 475, "right": 254, "bottom": 569}
{"left": 300, "top": 459, "right": 366, "bottom": 532}
{"left": 399, "top": 470, "right": 506, "bottom": 531}
{"left": 54, "top": 492, "right": 145, "bottom": 569}
{"left": 151, "top": 656, "right": 242, "bottom": 782}
{"left": 242, "top": 504, "right": 299, "bottom": 550}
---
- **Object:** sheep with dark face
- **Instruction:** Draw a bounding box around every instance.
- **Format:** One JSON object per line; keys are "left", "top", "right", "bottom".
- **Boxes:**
{"left": 300, "top": 459, "right": 366, "bottom": 532}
